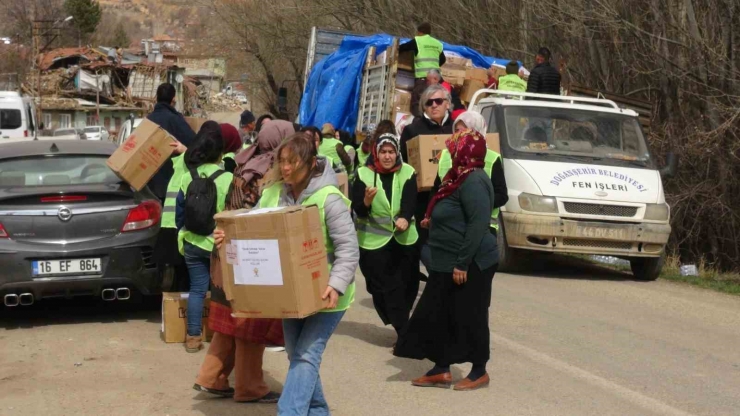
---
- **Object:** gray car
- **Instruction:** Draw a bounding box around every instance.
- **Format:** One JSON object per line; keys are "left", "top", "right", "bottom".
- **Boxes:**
{"left": 0, "top": 140, "right": 168, "bottom": 307}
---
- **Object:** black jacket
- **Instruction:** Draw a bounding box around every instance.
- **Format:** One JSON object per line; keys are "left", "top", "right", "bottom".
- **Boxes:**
{"left": 399, "top": 114, "right": 454, "bottom": 162}
{"left": 146, "top": 103, "right": 196, "bottom": 199}
{"left": 526, "top": 62, "right": 562, "bottom": 95}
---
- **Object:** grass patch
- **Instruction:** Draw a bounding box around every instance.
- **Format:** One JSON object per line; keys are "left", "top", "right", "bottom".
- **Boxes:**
{"left": 658, "top": 256, "right": 740, "bottom": 296}
{"left": 578, "top": 254, "right": 740, "bottom": 296}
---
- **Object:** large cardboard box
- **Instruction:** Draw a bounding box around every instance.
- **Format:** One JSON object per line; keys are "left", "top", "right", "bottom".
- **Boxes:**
{"left": 398, "top": 50, "right": 415, "bottom": 71}
{"left": 466, "top": 67, "right": 489, "bottom": 84}
{"left": 395, "top": 70, "right": 416, "bottom": 91}
{"left": 161, "top": 292, "right": 213, "bottom": 343}
{"left": 445, "top": 55, "right": 472, "bottom": 68}
{"left": 215, "top": 206, "right": 330, "bottom": 319}
{"left": 406, "top": 135, "right": 447, "bottom": 191}
{"left": 441, "top": 65, "right": 466, "bottom": 87}
{"left": 407, "top": 134, "right": 502, "bottom": 190}
{"left": 185, "top": 117, "right": 208, "bottom": 133}
{"left": 461, "top": 79, "right": 486, "bottom": 104}
{"left": 106, "top": 119, "right": 176, "bottom": 191}
{"left": 490, "top": 65, "right": 507, "bottom": 81}
{"left": 393, "top": 89, "right": 412, "bottom": 114}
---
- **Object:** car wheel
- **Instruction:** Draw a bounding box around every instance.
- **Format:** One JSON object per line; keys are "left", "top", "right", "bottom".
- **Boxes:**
{"left": 630, "top": 254, "right": 664, "bottom": 281}
{"left": 497, "top": 219, "right": 523, "bottom": 273}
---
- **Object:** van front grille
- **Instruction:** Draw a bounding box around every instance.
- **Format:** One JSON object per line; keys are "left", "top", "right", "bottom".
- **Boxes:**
{"left": 562, "top": 239, "right": 633, "bottom": 251}
{"left": 563, "top": 202, "right": 638, "bottom": 217}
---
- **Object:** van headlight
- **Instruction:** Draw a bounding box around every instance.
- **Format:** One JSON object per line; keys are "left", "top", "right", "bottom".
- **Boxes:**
{"left": 644, "top": 203, "right": 670, "bottom": 221}
{"left": 518, "top": 193, "right": 558, "bottom": 213}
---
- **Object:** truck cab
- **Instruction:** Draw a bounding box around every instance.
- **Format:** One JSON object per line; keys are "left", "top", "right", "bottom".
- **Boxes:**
{"left": 470, "top": 90, "right": 675, "bottom": 280}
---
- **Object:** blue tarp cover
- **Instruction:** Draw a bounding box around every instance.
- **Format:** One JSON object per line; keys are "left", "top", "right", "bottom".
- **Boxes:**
{"left": 299, "top": 34, "right": 511, "bottom": 133}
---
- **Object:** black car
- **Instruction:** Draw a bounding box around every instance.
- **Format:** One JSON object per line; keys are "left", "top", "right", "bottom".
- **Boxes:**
{"left": 0, "top": 140, "right": 169, "bottom": 306}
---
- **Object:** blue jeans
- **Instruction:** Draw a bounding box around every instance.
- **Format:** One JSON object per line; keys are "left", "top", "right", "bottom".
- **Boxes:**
{"left": 278, "top": 311, "right": 345, "bottom": 416}
{"left": 183, "top": 242, "right": 210, "bottom": 337}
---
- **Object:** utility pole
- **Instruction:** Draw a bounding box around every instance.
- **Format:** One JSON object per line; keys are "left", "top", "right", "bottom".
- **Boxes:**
{"left": 31, "top": 14, "right": 73, "bottom": 130}
{"left": 95, "top": 70, "right": 100, "bottom": 124}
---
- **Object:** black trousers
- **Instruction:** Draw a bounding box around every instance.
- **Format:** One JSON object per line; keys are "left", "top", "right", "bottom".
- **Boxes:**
{"left": 395, "top": 262, "right": 497, "bottom": 366}
{"left": 359, "top": 239, "right": 420, "bottom": 335}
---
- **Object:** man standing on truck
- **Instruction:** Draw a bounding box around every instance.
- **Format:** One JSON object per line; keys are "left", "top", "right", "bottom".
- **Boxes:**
{"left": 400, "top": 23, "right": 446, "bottom": 117}
{"left": 526, "top": 47, "right": 561, "bottom": 95}
{"left": 498, "top": 61, "right": 527, "bottom": 93}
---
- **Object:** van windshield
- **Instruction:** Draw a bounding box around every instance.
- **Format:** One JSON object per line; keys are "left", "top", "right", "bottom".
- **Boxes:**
{"left": 503, "top": 106, "right": 654, "bottom": 169}
{"left": 0, "top": 109, "right": 21, "bottom": 129}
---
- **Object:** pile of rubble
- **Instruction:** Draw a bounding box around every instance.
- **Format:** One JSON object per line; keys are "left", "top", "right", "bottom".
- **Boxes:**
{"left": 201, "top": 91, "right": 247, "bottom": 113}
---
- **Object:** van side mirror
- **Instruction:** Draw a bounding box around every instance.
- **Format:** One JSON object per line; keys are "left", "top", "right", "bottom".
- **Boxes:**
{"left": 659, "top": 151, "right": 678, "bottom": 179}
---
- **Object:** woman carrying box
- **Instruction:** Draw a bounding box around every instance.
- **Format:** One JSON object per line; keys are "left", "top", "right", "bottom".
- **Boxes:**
{"left": 214, "top": 132, "right": 359, "bottom": 415}
{"left": 351, "top": 133, "right": 419, "bottom": 342}
{"left": 192, "top": 120, "right": 294, "bottom": 404}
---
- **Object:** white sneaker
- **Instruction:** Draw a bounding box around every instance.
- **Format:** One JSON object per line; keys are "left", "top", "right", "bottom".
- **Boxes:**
{"left": 265, "top": 345, "right": 285, "bottom": 352}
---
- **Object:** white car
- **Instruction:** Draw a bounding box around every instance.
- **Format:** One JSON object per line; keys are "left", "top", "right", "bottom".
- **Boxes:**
{"left": 53, "top": 128, "right": 85, "bottom": 140}
{"left": 116, "top": 118, "right": 143, "bottom": 146}
{"left": 83, "top": 126, "right": 109, "bottom": 141}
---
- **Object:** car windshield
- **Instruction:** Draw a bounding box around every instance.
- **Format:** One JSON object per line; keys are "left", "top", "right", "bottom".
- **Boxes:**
{"left": 0, "top": 155, "right": 120, "bottom": 187}
{"left": 84, "top": 127, "right": 100, "bottom": 133}
{"left": 503, "top": 106, "right": 653, "bottom": 167}
{"left": 54, "top": 129, "right": 76, "bottom": 136}
{"left": 0, "top": 109, "right": 22, "bottom": 129}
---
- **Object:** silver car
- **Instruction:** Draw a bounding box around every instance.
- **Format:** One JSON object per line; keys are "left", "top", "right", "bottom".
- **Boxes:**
{"left": 0, "top": 140, "right": 168, "bottom": 307}
{"left": 83, "top": 126, "right": 110, "bottom": 141}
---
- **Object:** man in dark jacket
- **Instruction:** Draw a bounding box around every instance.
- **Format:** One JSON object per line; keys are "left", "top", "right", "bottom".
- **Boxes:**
{"left": 526, "top": 47, "right": 561, "bottom": 95}
{"left": 146, "top": 83, "right": 196, "bottom": 200}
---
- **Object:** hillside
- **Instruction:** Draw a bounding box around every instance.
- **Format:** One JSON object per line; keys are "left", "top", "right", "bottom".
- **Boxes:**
{"left": 95, "top": 0, "right": 202, "bottom": 46}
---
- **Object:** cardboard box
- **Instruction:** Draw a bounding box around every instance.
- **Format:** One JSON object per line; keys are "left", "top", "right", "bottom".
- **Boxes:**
{"left": 461, "top": 79, "right": 487, "bottom": 104}
{"left": 445, "top": 55, "right": 472, "bottom": 68}
{"left": 490, "top": 65, "right": 507, "bottom": 81}
{"left": 185, "top": 117, "right": 208, "bottom": 133}
{"left": 393, "top": 89, "right": 412, "bottom": 114}
{"left": 441, "top": 65, "right": 467, "bottom": 87}
{"left": 215, "top": 206, "right": 330, "bottom": 319}
{"left": 466, "top": 67, "right": 489, "bottom": 84}
{"left": 407, "top": 134, "right": 502, "bottom": 191}
{"left": 106, "top": 119, "right": 176, "bottom": 191}
{"left": 406, "top": 135, "right": 447, "bottom": 191}
{"left": 161, "top": 292, "right": 213, "bottom": 343}
{"left": 335, "top": 172, "right": 349, "bottom": 198}
{"left": 398, "top": 50, "right": 415, "bottom": 71}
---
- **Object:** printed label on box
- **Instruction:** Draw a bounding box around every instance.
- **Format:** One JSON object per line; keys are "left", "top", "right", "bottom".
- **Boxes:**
{"left": 232, "top": 239, "right": 283, "bottom": 286}
{"left": 226, "top": 243, "right": 238, "bottom": 265}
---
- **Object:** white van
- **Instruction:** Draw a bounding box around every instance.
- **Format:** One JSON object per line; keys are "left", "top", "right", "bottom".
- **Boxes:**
{"left": 0, "top": 91, "right": 38, "bottom": 140}
{"left": 470, "top": 90, "right": 676, "bottom": 280}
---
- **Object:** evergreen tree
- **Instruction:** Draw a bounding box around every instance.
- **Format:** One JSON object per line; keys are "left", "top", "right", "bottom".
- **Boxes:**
{"left": 64, "top": 0, "right": 102, "bottom": 40}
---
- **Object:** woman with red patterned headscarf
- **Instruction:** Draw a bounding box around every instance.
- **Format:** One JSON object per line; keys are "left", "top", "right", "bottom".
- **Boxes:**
{"left": 351, "top": 133, "right": 419, "bottom": 343}
{"left": 395, "top": 129, "right": 499, "bottom": 392}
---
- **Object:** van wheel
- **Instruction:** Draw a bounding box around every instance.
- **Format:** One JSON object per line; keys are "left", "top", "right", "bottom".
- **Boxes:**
{"left": 497, "top": 222, "right": 522, "bottom": 273}
{"left": 630, "top": 254, "right": 664, "bottom": 281}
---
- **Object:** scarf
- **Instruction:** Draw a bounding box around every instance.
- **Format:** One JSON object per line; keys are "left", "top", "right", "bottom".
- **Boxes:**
{"left": 367, "top": 133, "right": 402, "bottom": 174}
{"left": 425, "top": 129, "right": 487, "bottom": 220}
{"left": 234, "top": 120, "right": 295, "bottom": 183}
{"left": 220, "top": 123, "right": 242, "bottom": 154}
{"left": 453, "top": 111, "right": 487, "bottom": 136}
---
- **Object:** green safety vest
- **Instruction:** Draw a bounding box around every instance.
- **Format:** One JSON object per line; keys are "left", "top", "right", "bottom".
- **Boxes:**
{"left": 260, "top": 182, "right": 355, "bottom": 313}
{"left": 437, "top": 149, "right": 502, "bottom": 230}
{"left": 414, "top": 35, "right": 444, "bottom": 78}
{"left": 162, "top": 155, "right": 186, "bottom": 229}
{"left": 242, "top": 143, "right": 251, "bottom": 150}
{"left": 357, "top": 148, "right": 370, "bottom": 166}
{"left": 177, "top": 163, "right": 234, "bottom": 254}
{"left": 318, "top": 138, "right": 344, "bottom": 168}
{"left": 498, "top": 74, "right": 527, "bottom": 94}
{"left": 355, "top": 164, "right": 419, "bottom": 250}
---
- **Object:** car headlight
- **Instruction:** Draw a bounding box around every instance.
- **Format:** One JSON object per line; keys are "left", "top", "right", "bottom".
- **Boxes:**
{"left": 518, "top": 193, "right": 558, "bottom": 213}
{"left": 644, "top": 203, "right": 670, "bottom": 221}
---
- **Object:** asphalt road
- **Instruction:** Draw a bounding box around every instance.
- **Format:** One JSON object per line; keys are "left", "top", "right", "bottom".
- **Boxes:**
{"left": 1, "top": 255, "right": 739, "bottom": 416}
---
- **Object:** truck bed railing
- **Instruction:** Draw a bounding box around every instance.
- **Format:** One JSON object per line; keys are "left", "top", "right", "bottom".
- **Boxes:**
{"left": 469, "top": 89, "right": 620, "bottom": 110}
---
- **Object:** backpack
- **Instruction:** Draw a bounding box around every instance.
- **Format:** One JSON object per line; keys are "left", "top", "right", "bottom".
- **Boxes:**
{"left": 184, "top": 168, "right": 226, "bottom": 236}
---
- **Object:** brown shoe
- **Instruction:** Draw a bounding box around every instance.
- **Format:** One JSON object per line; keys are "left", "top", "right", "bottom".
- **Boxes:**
{"left": 453, "top": 373, "right": 490, "bottom": 391}
{"left": 411, "top": 372, "right": 452, "bottom": 388}
{"left": 185, "top": 335, "right": 203, "bottom": 353}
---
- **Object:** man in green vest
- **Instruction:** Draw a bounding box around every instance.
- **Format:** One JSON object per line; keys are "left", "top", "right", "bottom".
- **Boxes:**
{"left": 498, "top": 60, "right": 527, "bottom": 95}
{"left": 400, "top": 22, "right": 446, "bottom": 117}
